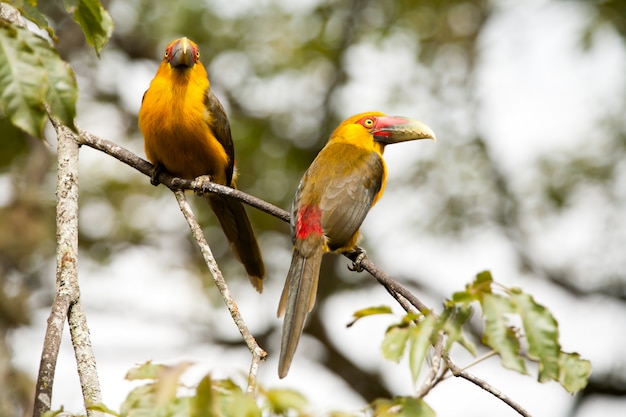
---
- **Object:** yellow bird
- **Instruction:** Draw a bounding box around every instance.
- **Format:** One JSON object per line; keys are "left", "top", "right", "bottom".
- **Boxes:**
{"left": 278, "top": 112, "right": 435, "bottom": 377}
{"left": 139, "top": 37, "right": 265, "bottom": 291}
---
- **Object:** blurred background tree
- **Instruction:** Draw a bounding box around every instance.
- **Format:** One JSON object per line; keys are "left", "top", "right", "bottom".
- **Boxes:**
{"left": 1, "top": 0, "right": 625, "bottom": 416}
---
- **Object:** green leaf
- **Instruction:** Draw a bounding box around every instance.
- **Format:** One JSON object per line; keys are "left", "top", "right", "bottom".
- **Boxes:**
{"left": 215, "top": 379, "right": 260, "bottom": 417}
{"left": 558, "top": 352, "right": 591, "bottom": 394}
{"left": 265, "top": 388, "right": 308, "bottom": 414}
{"left": 347, "top": 305, "right": 393, "bottom": 327}
{"left": 329, "top": 412, "right": 362, "bottom": 417}
{"left": 510, "top": 289, "right": 560, "bottom": 382}
{"left": 471, "top": 270, "right": 494, "bottom": 295}
{"left": 438, "top": 305, "right": 477, "bottom": 355}
{"left": 481, "top": 293, "right": 527, "bottom": 374}
{"left": 42, "top": 408, "right": 66, "bottom": 417}
{"left": 63, "top": 0, "right": 113, "bottom": 55}
{"left": 87, "top": 402, "right": 120, "bottom": 416}
{"left": 37, "top": 44, "right": 77, "bottom": 130}
{"left": 408, "top": 315, "right": 437, "bottom": 384}
{"left": 191, "top": 375, "right": 213, "bottom": 417}
{"left": 0, "top": 117, "right": 28, "bottom": 169}
{"left": 452, "top": 270, "right": 494, "bottom": 304}
{"left": 382, "top": 325, "right": 411, "bottom": 363}
{"left": 0, "top": 23, "right": 47, "bottom": 137}
{"left": 8, "top": 0, "right": 55, "bottom": 38}
{"left": 154, "top": 362, "right": 194, "bottom": 406}
{"left": 449, "top": 289, "right": 475, "bottom": 304}
{"left": 0, "top": 22, "right": 77, "bottom": 137}
{"left": 119, "top": 384, "right": 157, "bottom": 416}
{"left": 125, "top": 361, "right": 167, "bottom": 381}
{"left": 372, "top": 397, "right": 435, "bottom": 417}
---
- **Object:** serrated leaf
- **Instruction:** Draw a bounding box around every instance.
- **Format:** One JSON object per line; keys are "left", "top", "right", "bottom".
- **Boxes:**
{"left": 558, "top": 352, "right": 591, "bottom": 394}
{"left": 469, "top": 270, "right": 493, "bottom": 296}
{"left": 372, "top": 397, "right": 435, "bottom": 417}
{"left": 0, "top": 23, "right": 77, "bottom": 137}
{"left": 438, "top": 305, "right": 477, "bottom": 355}
{"left": 347, "top": 305, "right": 393, "bottom": 327}
{"left": 155, "top": 361, "right": 194, "bottom": 406}
{"left": 125, "top": 361, "right": 167, "bottom": 381}
{"left": 408, "top": 315, "right": 437, "bottom": 384}
{"left": 38, "top": 47, "right": 77, "bottom": 129}
{"left": 21, "top": 29, "right": 77, "bottom": 130}
{"left": 0, "top": 23, "right": 47, "bottom": 137}
{"left": 510, "top": 290, "right": 560, "bottom": 382}
{"left": 481, "top": 293, "right": 527, "bottom": 374}
{"left": 63, "top": 0, "right": 113, "bottom": 55}
{"left": 266, "top": 388, "right": 308, "bottom": 414}
{"left": 382, "top": 325, "right": 411, "bottom": 363}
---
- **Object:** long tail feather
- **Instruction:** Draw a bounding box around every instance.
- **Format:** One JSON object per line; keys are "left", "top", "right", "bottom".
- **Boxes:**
{"left": 277, "top": 247, "right": 323, "bottom": 378}
{"left": 205, "top": 194, "right": 265, "bottom": 292}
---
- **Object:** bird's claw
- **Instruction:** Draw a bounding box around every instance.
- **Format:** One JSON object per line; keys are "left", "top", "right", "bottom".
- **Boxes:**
{"left": 193, "top": 175, "right": 213, "bottom": 196}
{"left": 150, "top": 164, "right": 163, "bottom": 186}
{"left": 348, "top": 250, "right": 367, "bottom": 272}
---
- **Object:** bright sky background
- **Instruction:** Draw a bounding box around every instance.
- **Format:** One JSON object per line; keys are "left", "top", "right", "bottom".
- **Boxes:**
{"left": 10, "top": 1, "right": 626, "bottom": 416}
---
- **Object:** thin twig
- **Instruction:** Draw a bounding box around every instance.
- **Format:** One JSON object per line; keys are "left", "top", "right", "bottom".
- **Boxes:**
{"left": 343, "top": 251, "right": 430, "bottom": 314}
{"left": 444, "top": 353, "right": 532, "bottom": 417}
{"left": 173, "top": 191, "right": 267, "bottom": 395}
{"left": 440, "top": 350, "right": 499, "bottom": 381}
{"left": 415, "top": 332, "right": 444, "bottom": 398}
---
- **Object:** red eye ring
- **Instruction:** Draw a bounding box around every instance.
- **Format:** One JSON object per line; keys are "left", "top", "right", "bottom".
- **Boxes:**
{"left": 357, "top": 116, "right": 377, "bottom": 128}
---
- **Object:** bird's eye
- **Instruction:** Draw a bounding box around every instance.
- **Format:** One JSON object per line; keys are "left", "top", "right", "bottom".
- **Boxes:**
{"left": 364, "top": 118, "right": 374, "bottom": 127}
{"left": 196, "top": 51, "right": 200, "bottom": 59}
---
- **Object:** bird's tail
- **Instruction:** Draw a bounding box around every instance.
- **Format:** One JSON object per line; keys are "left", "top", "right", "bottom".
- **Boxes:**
{"left": 277, "top": 246, "right": 323, "bottom": 378}
{"left": 205, "top": 193, "right": 265, "bottom": 292}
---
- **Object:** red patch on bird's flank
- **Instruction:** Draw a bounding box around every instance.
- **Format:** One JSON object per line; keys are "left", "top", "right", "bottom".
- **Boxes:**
{"left": 296, "top": 205, "right": 323, "bottom": 240}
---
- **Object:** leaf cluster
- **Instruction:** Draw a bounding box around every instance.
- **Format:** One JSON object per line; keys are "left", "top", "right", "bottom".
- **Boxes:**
{"left": 364, "top": 271, "right": 591, "bottom": 400}
{"left": 0, "top": 0, "right": 112, "bottom": 138}
{"left": 45, "top": 361, "right": 310, "bottom": 417}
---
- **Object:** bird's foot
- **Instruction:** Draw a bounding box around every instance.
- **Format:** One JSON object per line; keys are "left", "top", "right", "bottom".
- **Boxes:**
{"left": 193, "top": 175, "right": 213, "bottom": 196}
{"left": 150, "top": 164, "right": 164, "bottom": 186}
{"left": 348, "top": 248, "right": 367, "bottom": 272}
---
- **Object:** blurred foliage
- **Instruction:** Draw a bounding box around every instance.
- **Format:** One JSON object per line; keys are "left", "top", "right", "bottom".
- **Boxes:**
{"left": 80, "top": 361, "right": 306, "bottom": 417}
{"left": 0, "top": 0, "right": 625, "bottom": 415}
{"left": 46, "top": 272, "right": 591, "bottom": 417}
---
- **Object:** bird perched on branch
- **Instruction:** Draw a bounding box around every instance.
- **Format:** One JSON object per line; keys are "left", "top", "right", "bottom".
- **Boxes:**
{"left": 138, "top": 37, "right": 265, "bottom": 291}
{"left": 277, "top": 112, "right": 436, "bottom": 377}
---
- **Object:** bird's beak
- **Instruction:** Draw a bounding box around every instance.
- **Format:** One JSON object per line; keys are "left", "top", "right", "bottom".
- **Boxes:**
{"left": 169, "top": 37, "right": 196, "bottom": 68}
{"left": 373, "top": 116, "right": 436, "bottom": 144}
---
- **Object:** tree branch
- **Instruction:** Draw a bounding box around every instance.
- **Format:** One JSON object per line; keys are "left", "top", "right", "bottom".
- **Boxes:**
{"left": 79, "top": 132, "right": 289, "bottom": 222}
{"left": 33, "top": 122, "right": 103, "bottom": 417}
{"left": 173, "top": 190, "right": 266, "bottom": 395}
